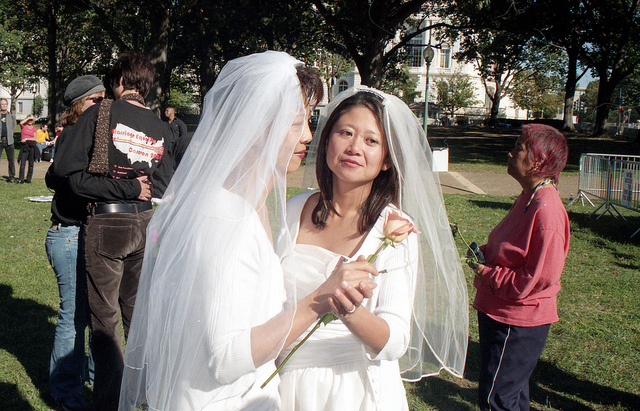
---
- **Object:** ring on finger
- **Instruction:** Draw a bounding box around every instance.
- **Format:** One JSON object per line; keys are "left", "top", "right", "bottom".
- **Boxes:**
{"left": 346, "top": 305, "right": 356, "bottom": 314}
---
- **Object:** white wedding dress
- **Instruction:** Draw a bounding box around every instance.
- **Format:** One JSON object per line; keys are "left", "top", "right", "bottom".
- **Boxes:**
{"left": 277, "top": 192, "right": 418, "bottom": 411}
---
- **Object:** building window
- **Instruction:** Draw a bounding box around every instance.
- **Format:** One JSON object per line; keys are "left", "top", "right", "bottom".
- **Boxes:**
{"left": 18, "top": 102, "right": 23, "bottom": 114}
{"left": 440, "top": 44, "right": 451, "bottom": 69}
{"left": 337, "top": 80, "right": 349, "bottom": 93}
{"left": 409, "top": 32, "right": 425, "bottom": 67}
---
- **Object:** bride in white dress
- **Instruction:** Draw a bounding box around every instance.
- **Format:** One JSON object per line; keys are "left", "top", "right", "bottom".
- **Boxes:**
{"left": 277, "top": 87, "right": 469, "bottom": 410}
{"left": 118, "top": 52, "right": 376, "bottom": 411}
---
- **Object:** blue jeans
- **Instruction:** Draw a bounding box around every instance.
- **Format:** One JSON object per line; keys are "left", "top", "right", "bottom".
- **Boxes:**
{"left": 46, "top": 224, "right": 93, "bottom": 403}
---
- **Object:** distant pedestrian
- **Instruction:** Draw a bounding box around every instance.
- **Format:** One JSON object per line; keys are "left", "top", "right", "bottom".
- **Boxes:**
{"left": 36, "top": 123, "right": 50, "bottom": 159}
{"left": 18, "top": 115, "right": 37, "bottom": 183}
{"left": 469, "top": 124, "right": 570, "bottom": 411}
{"left": 164, "top": 106, "right": 190, "bottom": 169}
{"left": 0, "top": 98, "right": 17, "bottom": 182}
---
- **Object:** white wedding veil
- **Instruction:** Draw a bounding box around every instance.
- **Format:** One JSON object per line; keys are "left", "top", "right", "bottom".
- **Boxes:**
{"left": 302, "top": 86, "right": 469, "bottom": 380}
{"left": 119, "top": 51, "right": 307, "bottom": 409}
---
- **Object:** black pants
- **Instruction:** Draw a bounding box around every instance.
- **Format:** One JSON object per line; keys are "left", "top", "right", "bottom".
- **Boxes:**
{"left": 18, "top": 143, "right": 35, "bottom": 182}
{"left": 84, "top": 209, "right": 153, "bottom": 411}
{"left": 477, "top": 312, "right": 550, "bottom": 411}
{"left": 0, "top": 142, "right": 15, "bottom": 178}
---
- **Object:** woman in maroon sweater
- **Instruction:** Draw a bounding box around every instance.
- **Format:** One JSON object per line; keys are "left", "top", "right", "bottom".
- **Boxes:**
{"left": 469, "top": 124, "right": 570, "bottom": 411}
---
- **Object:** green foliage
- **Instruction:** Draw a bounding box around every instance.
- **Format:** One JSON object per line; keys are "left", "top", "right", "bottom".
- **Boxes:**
{"left": 167, "top": 89, "right": 194, "bottom": 114}
{"left": 581, "top": 80, "right": 599, "bottom": 122}
{"left": 311, "top": 50, "right": 352, "bottom": 101}
{"left": 32, "top": 95, "right": 44, "bottom": 117}
{"left": 434, "top": 71, "right": 479, "bottom": 117}
{"left": 0, "top": 23, "right": 40, "bottom": 106}
{"left": 509, "top": 70, "right": 563, "bottom": 119}
{"left": 613, "top": 74, "right": 640, "bottom": 123}
{"left": 380, "top": 61, "right": 420, "bottom": 106}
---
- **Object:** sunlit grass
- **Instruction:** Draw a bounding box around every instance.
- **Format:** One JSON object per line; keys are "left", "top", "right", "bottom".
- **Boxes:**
{"left": 1, "top": 150, "right": 640, "bottom": 409}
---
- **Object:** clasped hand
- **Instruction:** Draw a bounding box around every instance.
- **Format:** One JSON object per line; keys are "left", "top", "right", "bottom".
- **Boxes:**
{"left": 317, "top": 255, "right": 378, "bottom": 317}
{"left": 136, "top": 175, "right": 152, "bottom": 201}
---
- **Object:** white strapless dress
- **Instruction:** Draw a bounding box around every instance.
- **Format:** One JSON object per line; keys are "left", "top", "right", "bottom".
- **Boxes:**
{"left": 278, "top": 244, "right": 407, "bottom": 411}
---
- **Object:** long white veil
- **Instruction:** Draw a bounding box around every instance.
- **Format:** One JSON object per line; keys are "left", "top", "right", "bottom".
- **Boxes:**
{"left": 302, "top": 86, "right": 468, "bottom": 380}
{"left": 119, "top": 51, "right": 305, "bottom": 409}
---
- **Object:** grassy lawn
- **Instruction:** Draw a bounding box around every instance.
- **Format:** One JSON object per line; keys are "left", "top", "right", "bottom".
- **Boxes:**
{"left": 427, "top": 125, "right": 640, "bottom": 175}
{"left": 1, "top": 128, "right": 640, "bottom": 410}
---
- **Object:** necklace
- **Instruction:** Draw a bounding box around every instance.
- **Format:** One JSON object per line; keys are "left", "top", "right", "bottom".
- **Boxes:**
{"left": 524, "top": 178, "right": 556, "bottom": 212}
{"left": 121, "top": 92, "right": 146, "bottom": 106}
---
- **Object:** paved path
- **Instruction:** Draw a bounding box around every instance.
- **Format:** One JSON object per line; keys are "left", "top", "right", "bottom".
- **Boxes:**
{"left": 2, "top": 159, "right": 580, "bottom": 199}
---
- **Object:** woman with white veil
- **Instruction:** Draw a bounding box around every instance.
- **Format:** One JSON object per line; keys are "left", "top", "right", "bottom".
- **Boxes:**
{"left": 118, "top": 52, "right": 377, "bottom": 410}
{"left": 277, "top": 87, "right": 469, "bottom": 410}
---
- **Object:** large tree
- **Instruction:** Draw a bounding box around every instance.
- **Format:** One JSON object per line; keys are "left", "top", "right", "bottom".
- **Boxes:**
{"left": 442, "top": 1, "right": 535, "bottom": 123}
{"left": 581, "top": 0, "right": 640, "bottom": 136}
{"left": 0, "top": 24, "right": 39, "bottom": 113}
{"left": 310, "top": 0, "right": 446, "bottom": 88}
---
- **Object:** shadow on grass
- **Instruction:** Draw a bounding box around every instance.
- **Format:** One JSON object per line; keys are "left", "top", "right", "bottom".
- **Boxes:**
{"left": 0, "top": 284, "right": 57, "bottom": 409}
{"left": 531, "top": 359, "right": 640, "bottom": 410}
{"left": 0, "top": 382, "right": 33, "bottom": 411}
{"left": 568, "top": 209, "right": 640, "bottom": 246}
{"left": 411, "top": 338, "right": 640, "bottom": 410}
{"left": 469, "top": 198, "right": 514, "bottom": 212}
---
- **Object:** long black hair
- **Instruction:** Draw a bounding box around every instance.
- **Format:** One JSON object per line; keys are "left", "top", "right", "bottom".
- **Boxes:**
{"left": 312, "top": 91, "right": 400, "bottom": 234}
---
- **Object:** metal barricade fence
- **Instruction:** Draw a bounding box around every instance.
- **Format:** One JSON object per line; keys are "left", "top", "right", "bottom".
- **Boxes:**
{"left": 569, "top": 153, "right": 640, "bottom": 238}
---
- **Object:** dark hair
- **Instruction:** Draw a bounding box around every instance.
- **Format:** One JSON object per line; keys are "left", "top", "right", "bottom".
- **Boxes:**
{"left": 313, "top": 91, "right": 399, "bottom": 233}
{"left": 109, "top": 52, "right": 155, "bottom": 98}
{"left": 521, "top": 124, "right": 568, "bottom": 183}
{"left": 295, "top": 65, "right": 323, "bottom": 109}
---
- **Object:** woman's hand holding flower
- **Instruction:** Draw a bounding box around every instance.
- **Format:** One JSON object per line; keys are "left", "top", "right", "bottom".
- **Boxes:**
{"left": 261, "top": 210, "right": 420, "bottom": 388}
{"left": 316, "top": 256, "right": 378, "bottom": 317}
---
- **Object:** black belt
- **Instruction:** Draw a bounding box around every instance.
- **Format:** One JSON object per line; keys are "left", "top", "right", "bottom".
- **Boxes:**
{"left": 91, "top": 202, "right": 153, "bottom": 215}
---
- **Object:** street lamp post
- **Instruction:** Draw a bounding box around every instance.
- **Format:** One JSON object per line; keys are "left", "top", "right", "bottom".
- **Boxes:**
{"left": 423, "top": 45, "right": 435, "bottom": 146}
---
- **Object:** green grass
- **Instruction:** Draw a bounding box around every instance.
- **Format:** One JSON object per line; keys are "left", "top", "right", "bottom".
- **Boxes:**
{"left": 427, "top": 126, "right": 640, "bottom": 175}
{"left": 407, "top": 194, "right": 640, "bottom": 411}
{"left": 1, "top": 130, "right": 640, "bottom": 409}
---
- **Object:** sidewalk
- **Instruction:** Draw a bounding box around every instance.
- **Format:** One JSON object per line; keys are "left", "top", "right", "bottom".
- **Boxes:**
{"left": 2, "top": 158, "right": 580, "bottom": 199}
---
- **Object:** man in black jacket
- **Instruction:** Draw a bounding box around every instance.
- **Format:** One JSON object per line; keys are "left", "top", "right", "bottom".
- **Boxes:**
{"left": 52, "top": 52, "right": 172, "bottom": 411}
{"left": 164, "top": 105, "right": 190, "bottom": 169}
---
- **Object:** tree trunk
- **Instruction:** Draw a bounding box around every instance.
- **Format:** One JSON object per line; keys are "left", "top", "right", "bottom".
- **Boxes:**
{"left": 146, "top": 2, "right": 170, "bottom": 114}
{"left": 46, "top": 1, "right": 58, "bottom": 129}
{"left": 593, "top": 74, "right": 611, "bottom": 136}
{"left": 489, "top": 78, "right": 503, "bottom": 122}
{"left": 357, "top": 37, "right": 386, "bottom": 88}
{"left": 561, "top": 48, "right": 578, "bottom": 132}
{"left": 9, "top": 86, "right": 22, "bottom": 115}
{"left": 197, "top": 43, "right": 217, "bottom": 107}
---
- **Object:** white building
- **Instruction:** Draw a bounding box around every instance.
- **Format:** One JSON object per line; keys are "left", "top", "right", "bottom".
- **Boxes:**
{"left": 330, "top": 21, "right": 528, "bottom": 125}
{"left": 0, "top": 79, "right": 49, "bottom": 121}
